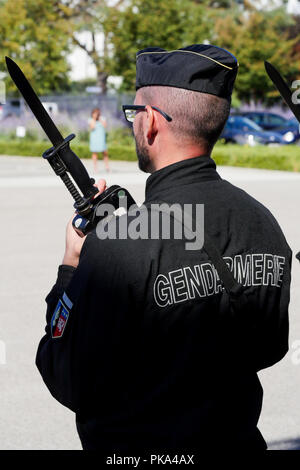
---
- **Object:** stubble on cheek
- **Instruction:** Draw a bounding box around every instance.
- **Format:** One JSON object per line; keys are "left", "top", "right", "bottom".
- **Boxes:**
{"left": 134, "top": 119, "right": 152, "bottom": 173}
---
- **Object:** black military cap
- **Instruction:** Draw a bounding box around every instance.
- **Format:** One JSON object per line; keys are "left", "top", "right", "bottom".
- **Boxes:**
{"left": 136, "top": 44, "right": 239, "bottom": 100}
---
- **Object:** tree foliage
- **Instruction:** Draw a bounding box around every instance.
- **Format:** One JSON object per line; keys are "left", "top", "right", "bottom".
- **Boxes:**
{"left": 0, "top": 0, "right": 299, "bottom": 103}
{"left": 214, "top": 7, "right": 300, "bottom": 102}
{"left": 105, "top": 0, "right": 198, "bottom": 91}
{"left": 0, "top": 0, "right": 72, "bottom": 94}
{"left": 106, "top": 0, "right": 300, "bottom": 102}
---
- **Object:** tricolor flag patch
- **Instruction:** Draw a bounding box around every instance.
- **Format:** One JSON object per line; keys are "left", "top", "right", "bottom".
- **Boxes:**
{"left": 51, "top": 293, "right": 73, "bottom": 339}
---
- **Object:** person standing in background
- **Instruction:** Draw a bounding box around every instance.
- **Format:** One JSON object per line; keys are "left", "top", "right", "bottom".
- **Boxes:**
{"left": 88, "top": 107, "right": 110, "bottom": 173}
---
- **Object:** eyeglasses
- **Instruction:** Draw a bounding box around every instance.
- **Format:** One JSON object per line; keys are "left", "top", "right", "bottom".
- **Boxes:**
{"left": 122, "top": 105, "right": 172, "bottom": 123}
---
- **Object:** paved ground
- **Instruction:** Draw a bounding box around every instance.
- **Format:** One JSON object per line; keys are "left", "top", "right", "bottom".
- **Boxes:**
{"left": 0, "top": 155, "right": 299, "bottom": 450}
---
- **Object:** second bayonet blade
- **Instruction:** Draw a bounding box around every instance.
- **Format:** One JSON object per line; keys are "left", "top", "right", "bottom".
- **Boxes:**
{"left": 265, "top": 61, "right": 300, "bottom": 124}
{"left": 5, "top": 56, "right": 64, "bottom": 146}
{"left": 5, "top": 56, "right": 97, "bottom": 199}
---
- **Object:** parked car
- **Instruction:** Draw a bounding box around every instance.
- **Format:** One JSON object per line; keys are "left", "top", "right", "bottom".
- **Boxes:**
{"left": 272, "top": 118, "right": 300, "bottom": 144}
{"left": 236, "top": 111, "right": 288, "bottom": 130}
{"left": 220, "top": 115, "right": 286, "bottom": 145}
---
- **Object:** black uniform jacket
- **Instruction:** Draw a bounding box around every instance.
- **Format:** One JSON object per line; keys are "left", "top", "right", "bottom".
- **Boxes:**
{"left": 36, "top": 156, "right": 292, "bottom": 452}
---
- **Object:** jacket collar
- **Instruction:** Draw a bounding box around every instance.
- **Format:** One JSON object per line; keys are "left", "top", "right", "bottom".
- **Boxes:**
{"left": 145, "top": 155, "right": 221, "bottom": 202}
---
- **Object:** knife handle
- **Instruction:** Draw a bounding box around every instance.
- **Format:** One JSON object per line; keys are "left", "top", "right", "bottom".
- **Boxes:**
{"left": 72, "top": 186, "right": 136, "bottom": 237}
{"left": 43, "top": 133, "right": 98, "bottom": 201}
{"left": 59, "top": 144, "right": 97, "bottom": 200}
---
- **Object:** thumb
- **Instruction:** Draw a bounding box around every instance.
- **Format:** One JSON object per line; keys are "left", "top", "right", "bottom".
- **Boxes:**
{"left": 94, "top": 178, "right": 107, "bottom": 196}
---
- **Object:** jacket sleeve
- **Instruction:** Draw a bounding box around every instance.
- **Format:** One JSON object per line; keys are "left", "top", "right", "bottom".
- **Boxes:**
{"left": 43, "top": 265, "right": 76, "bottom": 336}
{"left": 35, "top": 231, "right": 131, "bottom": 414}
{"left": 254, "top": 249, "right": 292, "bottom": 372}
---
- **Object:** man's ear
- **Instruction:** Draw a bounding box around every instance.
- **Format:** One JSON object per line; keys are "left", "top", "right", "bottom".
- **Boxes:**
{"left": 145, "top": 105, "right": 158, "bottom": 143}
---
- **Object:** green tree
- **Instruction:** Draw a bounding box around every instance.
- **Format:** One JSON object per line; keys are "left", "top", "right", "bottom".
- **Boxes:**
{"left": 105, "top": 0, "right": 253, "bottom": 92}
{"left": 0, "top": 0, "right": 72, "bottom": 94}
{"left": 55, "top": 0, "right": 127, "bottom": 95}
{"left": 105, "top": 0, "right": 213, "bottom": 92}
{"left": 214, "top": 7, "right": 300, "bottom": 103}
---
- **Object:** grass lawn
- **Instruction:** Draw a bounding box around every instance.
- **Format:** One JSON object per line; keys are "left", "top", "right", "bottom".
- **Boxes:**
{"left": 0, "top": 137, "right": 300, "bottom": 172}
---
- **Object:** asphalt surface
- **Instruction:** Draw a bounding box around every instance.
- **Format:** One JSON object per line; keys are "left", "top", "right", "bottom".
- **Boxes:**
{"left": 0, "top": 155, "right": 299, "bottom": 450}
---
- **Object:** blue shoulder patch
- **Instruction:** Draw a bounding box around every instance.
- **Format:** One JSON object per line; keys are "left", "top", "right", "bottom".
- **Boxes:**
{"left": 51, "top": 293, "right": 73, "bottom": 339}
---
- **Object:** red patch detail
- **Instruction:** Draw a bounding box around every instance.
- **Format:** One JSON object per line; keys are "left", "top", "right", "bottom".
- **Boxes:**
{"left": 51, "top": 301, "right": 69, "bottom": 338}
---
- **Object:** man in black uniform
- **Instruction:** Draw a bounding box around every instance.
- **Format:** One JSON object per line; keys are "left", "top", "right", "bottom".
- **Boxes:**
{"left": 36, "top": 45, "right": 292, "bottom": 453}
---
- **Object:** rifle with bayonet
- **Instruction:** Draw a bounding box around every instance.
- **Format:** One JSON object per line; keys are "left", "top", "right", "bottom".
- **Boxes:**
{"left": 5, "top": 56, "right": 136, "bottom": 237}
{"left": 264, "top": 60, "right": 300, "bottom": 262}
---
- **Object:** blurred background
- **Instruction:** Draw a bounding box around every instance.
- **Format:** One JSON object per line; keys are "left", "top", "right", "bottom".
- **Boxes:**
{"left": 0, "top": 0, "right": 300, "bottom": 163}
{"left": 1, "top": 0, "right": 300, "bottom": 451}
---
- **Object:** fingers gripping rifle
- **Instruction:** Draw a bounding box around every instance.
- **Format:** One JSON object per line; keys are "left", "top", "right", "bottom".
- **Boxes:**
{"left": 5, "top": 57, "right": 135, "bottom": 236}
{"left": 42, "top": 133, "right": 135, "bottom": 236}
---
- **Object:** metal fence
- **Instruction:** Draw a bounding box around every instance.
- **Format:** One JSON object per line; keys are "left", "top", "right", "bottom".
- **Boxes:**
{"left": 1, "top": 92, "right": 135, "bottom": 131}
{"left": 39, "top": 93, "right": 134, "bottom": 117}
{"left": 0, "top": 92, "right": 295, "bottom": 139}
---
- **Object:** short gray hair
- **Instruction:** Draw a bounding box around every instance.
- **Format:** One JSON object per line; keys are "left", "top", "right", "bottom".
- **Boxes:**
{"left": 139, "top": 86, "right": 230, "bottom": 151}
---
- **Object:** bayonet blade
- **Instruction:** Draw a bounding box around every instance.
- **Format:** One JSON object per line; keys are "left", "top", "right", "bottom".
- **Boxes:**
{"left": 265, "top": 61, "right": 300, "bottom": 263}
{"left": 264, "top": 61, "right": 300, "bottom": 124}
{"left": 5, "top": 56, "right": 97, "bottom": 200}
{"left": 5, "top": 56, "right": 64, "bottom": 146}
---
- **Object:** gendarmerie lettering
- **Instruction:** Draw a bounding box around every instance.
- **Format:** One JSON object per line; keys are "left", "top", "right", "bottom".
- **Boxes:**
{"left": 154, "top": 254, "right": 286, "bottom": 307}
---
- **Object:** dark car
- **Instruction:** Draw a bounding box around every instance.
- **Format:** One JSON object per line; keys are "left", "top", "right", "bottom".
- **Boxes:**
{"left": 272, "top": 118, "right": 300, "bottom": 144}
{"left": 220, "top": 115, "right": 286, "bottom": 146}
{"left": 237, "top": 111, "right": 288, "bottom": 131}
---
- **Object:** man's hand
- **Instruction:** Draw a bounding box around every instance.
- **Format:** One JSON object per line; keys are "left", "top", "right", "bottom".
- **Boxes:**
{"left": 62, "top": 178, "right": 107, "bottom": 268}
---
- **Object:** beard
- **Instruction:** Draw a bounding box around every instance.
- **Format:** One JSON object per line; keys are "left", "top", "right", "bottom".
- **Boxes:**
{"left": 134, "top": 122, "right": 152, "bottom": 173}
